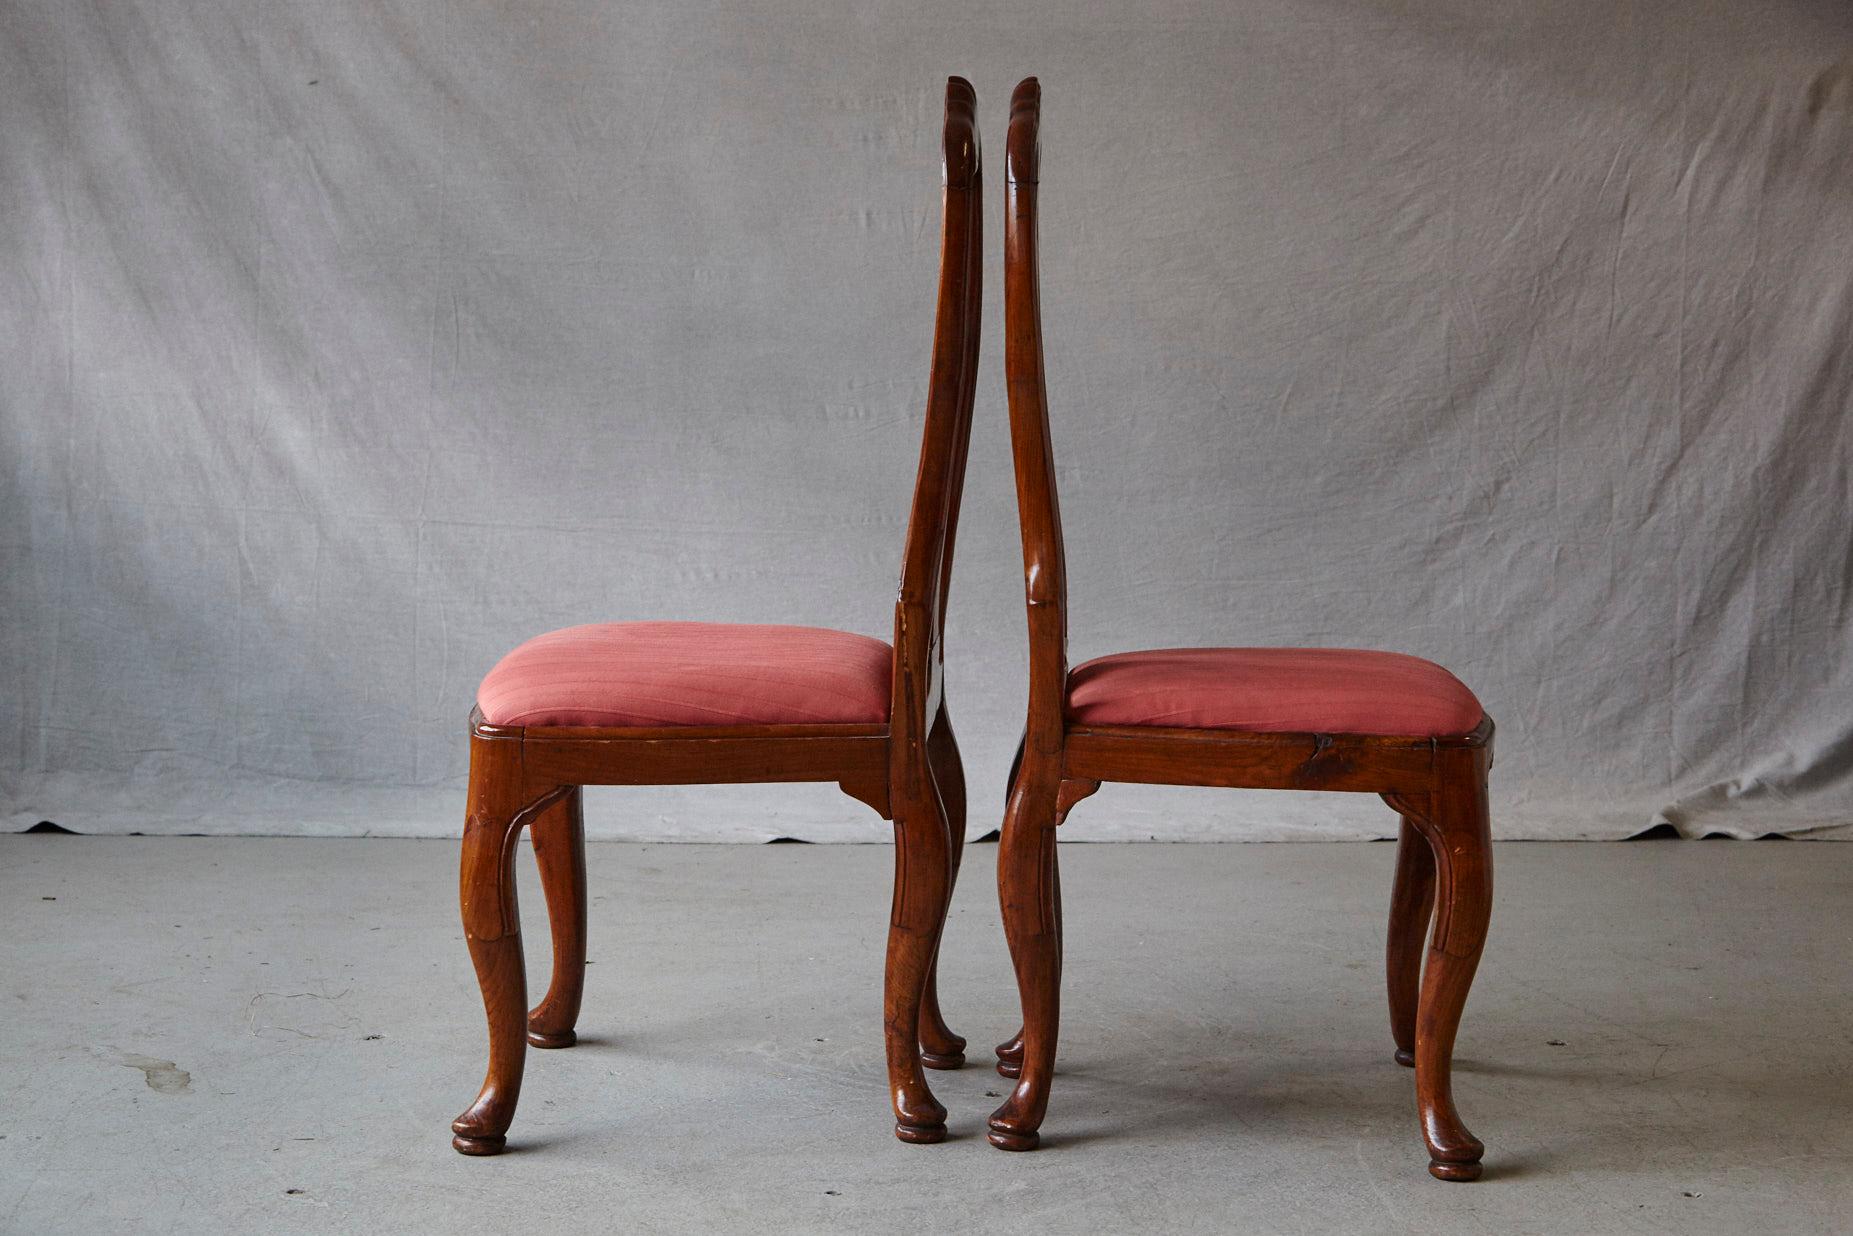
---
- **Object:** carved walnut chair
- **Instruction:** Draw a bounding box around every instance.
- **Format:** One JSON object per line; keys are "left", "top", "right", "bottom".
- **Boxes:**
{"left": 451, "top": 77, "right": 983, "bottom": 1155}
{"left": 987, "top": 78, "right": 1496, "bottom": 1182}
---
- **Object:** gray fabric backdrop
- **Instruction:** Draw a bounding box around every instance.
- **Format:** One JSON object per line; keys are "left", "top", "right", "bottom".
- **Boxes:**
{"left": 6, "top": 0, "right": 1851, "bottom": 840}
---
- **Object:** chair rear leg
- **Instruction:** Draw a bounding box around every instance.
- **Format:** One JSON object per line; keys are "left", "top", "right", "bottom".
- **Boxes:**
{"left": 1399, "top": 764, "right": 1494, "bottom": 1181}
{"left": 995, "top": 1030, "right": 1025, "bottom": 1078}
{"left": 919, "top": 709, "right": 968, "bottom": 1069}
{"left": 885, "top": 780, "right": 952, "bottom": 1143}
{"left": 1386, "top": 814, "right": 1436, "bottom": 1067}
{"left": 988, "top": 767, "right": 1061, "bottom": 1150}
{"left": 527, "top": 787, "right": 587, "bottom": 1049}
{"left": 994, "top": 731, "right": 1028, "bottom": 1079}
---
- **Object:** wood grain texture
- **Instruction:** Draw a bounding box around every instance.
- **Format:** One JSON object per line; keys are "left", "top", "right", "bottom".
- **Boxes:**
{"left": 988, "top": 76, "right": 1497, "bottom": 1181}
{"left": 452, "top": 77, "right": 983, "bottom": 1154}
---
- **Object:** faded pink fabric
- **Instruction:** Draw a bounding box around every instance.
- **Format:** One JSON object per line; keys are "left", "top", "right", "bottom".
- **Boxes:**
{"left": 476, "top": 622, "right": 893, "bottom": 728}
{"left": 1066, "top": 647, "right": 1484, "bottom": 737}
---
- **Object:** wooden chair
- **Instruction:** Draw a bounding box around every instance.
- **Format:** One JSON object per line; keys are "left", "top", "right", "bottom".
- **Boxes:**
{"left": 450, "top": 77, "right": 983, "bottom": 1155}
{"left": 987, "top": 78, "right": 1497, "bottom": 1182}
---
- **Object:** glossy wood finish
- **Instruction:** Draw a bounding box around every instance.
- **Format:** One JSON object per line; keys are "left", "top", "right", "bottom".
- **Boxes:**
{"left": 918, "top": 709, "right": 970, "bottom": 1069}
{"left": 453, "top": 77, "right": 983, "bottom": 1154}
{"left": 988, "top": 77, "right": 1496, "bottom": 1181}
{"left": 1385, "top": 814, "right": 1435, "bottom": 1069}
{"left": 526, "top": 788, "right": 586, "bottom": 1049}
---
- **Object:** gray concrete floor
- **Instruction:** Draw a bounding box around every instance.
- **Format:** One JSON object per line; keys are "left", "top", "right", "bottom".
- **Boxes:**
{"left": 1, "top": 836, "right": 1849, "bottom": 1234}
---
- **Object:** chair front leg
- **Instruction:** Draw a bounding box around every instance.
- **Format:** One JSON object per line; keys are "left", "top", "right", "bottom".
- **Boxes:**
{"left": 527, "top": 787, "right": 587, "bottom": 1049}
{"left": 885, "top": 776, "right": 953, "bottom": 1143}
{"left": 453, "top": 738, "right": 561, "bottom": 1156}
{"left": 919, "top": 709, "right": 968, "bottom": 1069}
{"left": 1394, "top": 766, "right": 1494, "bottom": 1181}
{"left": 1386, "top": 814, "right": 1436, "bottom": 1067}
{"left": 987, "top": 765, "right": 1062, "bottom": 1151}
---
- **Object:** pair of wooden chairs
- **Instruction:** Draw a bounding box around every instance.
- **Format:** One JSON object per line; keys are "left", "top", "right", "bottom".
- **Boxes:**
{"left": 452, "top": 77, "right": 1495, "bottom": 1182}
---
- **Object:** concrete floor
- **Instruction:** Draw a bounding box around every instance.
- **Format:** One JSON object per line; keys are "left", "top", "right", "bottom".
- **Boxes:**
{"left": 1, "top": 837, "right": 1849, "bottom": 1235}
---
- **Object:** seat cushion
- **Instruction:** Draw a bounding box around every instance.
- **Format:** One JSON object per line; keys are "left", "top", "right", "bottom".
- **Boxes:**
{"left": 477, "top": 622, "right": 893, "bottom": 728}
{"left": 1066, "top": 647, "right": 1484, "bottom": 737}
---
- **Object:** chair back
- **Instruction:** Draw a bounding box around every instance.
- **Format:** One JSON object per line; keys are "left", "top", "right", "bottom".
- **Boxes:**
{"left": 1001, "top": 77, "right": 1070, "bottom": 757}
{"left": 891, "top": 78, "right": 983, "bottom": 756}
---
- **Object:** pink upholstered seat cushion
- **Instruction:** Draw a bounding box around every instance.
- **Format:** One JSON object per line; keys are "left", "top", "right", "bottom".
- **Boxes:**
{"left": 477, "top": 622, "right": 893, "bottom": 728}
{"left": 1066, "top": 647, "right": 1484, "bottom": 737}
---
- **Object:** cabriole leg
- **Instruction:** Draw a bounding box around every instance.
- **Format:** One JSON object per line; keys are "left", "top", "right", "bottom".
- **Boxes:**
{"left": 919, "top": 709, "right": 968, "bottom": 1069}
{"left": 527, "top": 787, "right": 587, "bottom": 1049}
{"left": 1396, "top": 765, "right": 1494, "bottom": 1181}
{"left": 884, "top": 781, "right": 953, "bottom": 1143}
{"left": 453, "top": 738, "right": 554, "bottom": 1156}
{"left": 987, "top": 766, "right": 1061, "bottom": 1151}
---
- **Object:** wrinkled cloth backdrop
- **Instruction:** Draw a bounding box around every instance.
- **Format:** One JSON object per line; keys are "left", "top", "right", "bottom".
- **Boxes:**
{"left": 5, "top": 0, "right": 1851, "bottom": 839}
